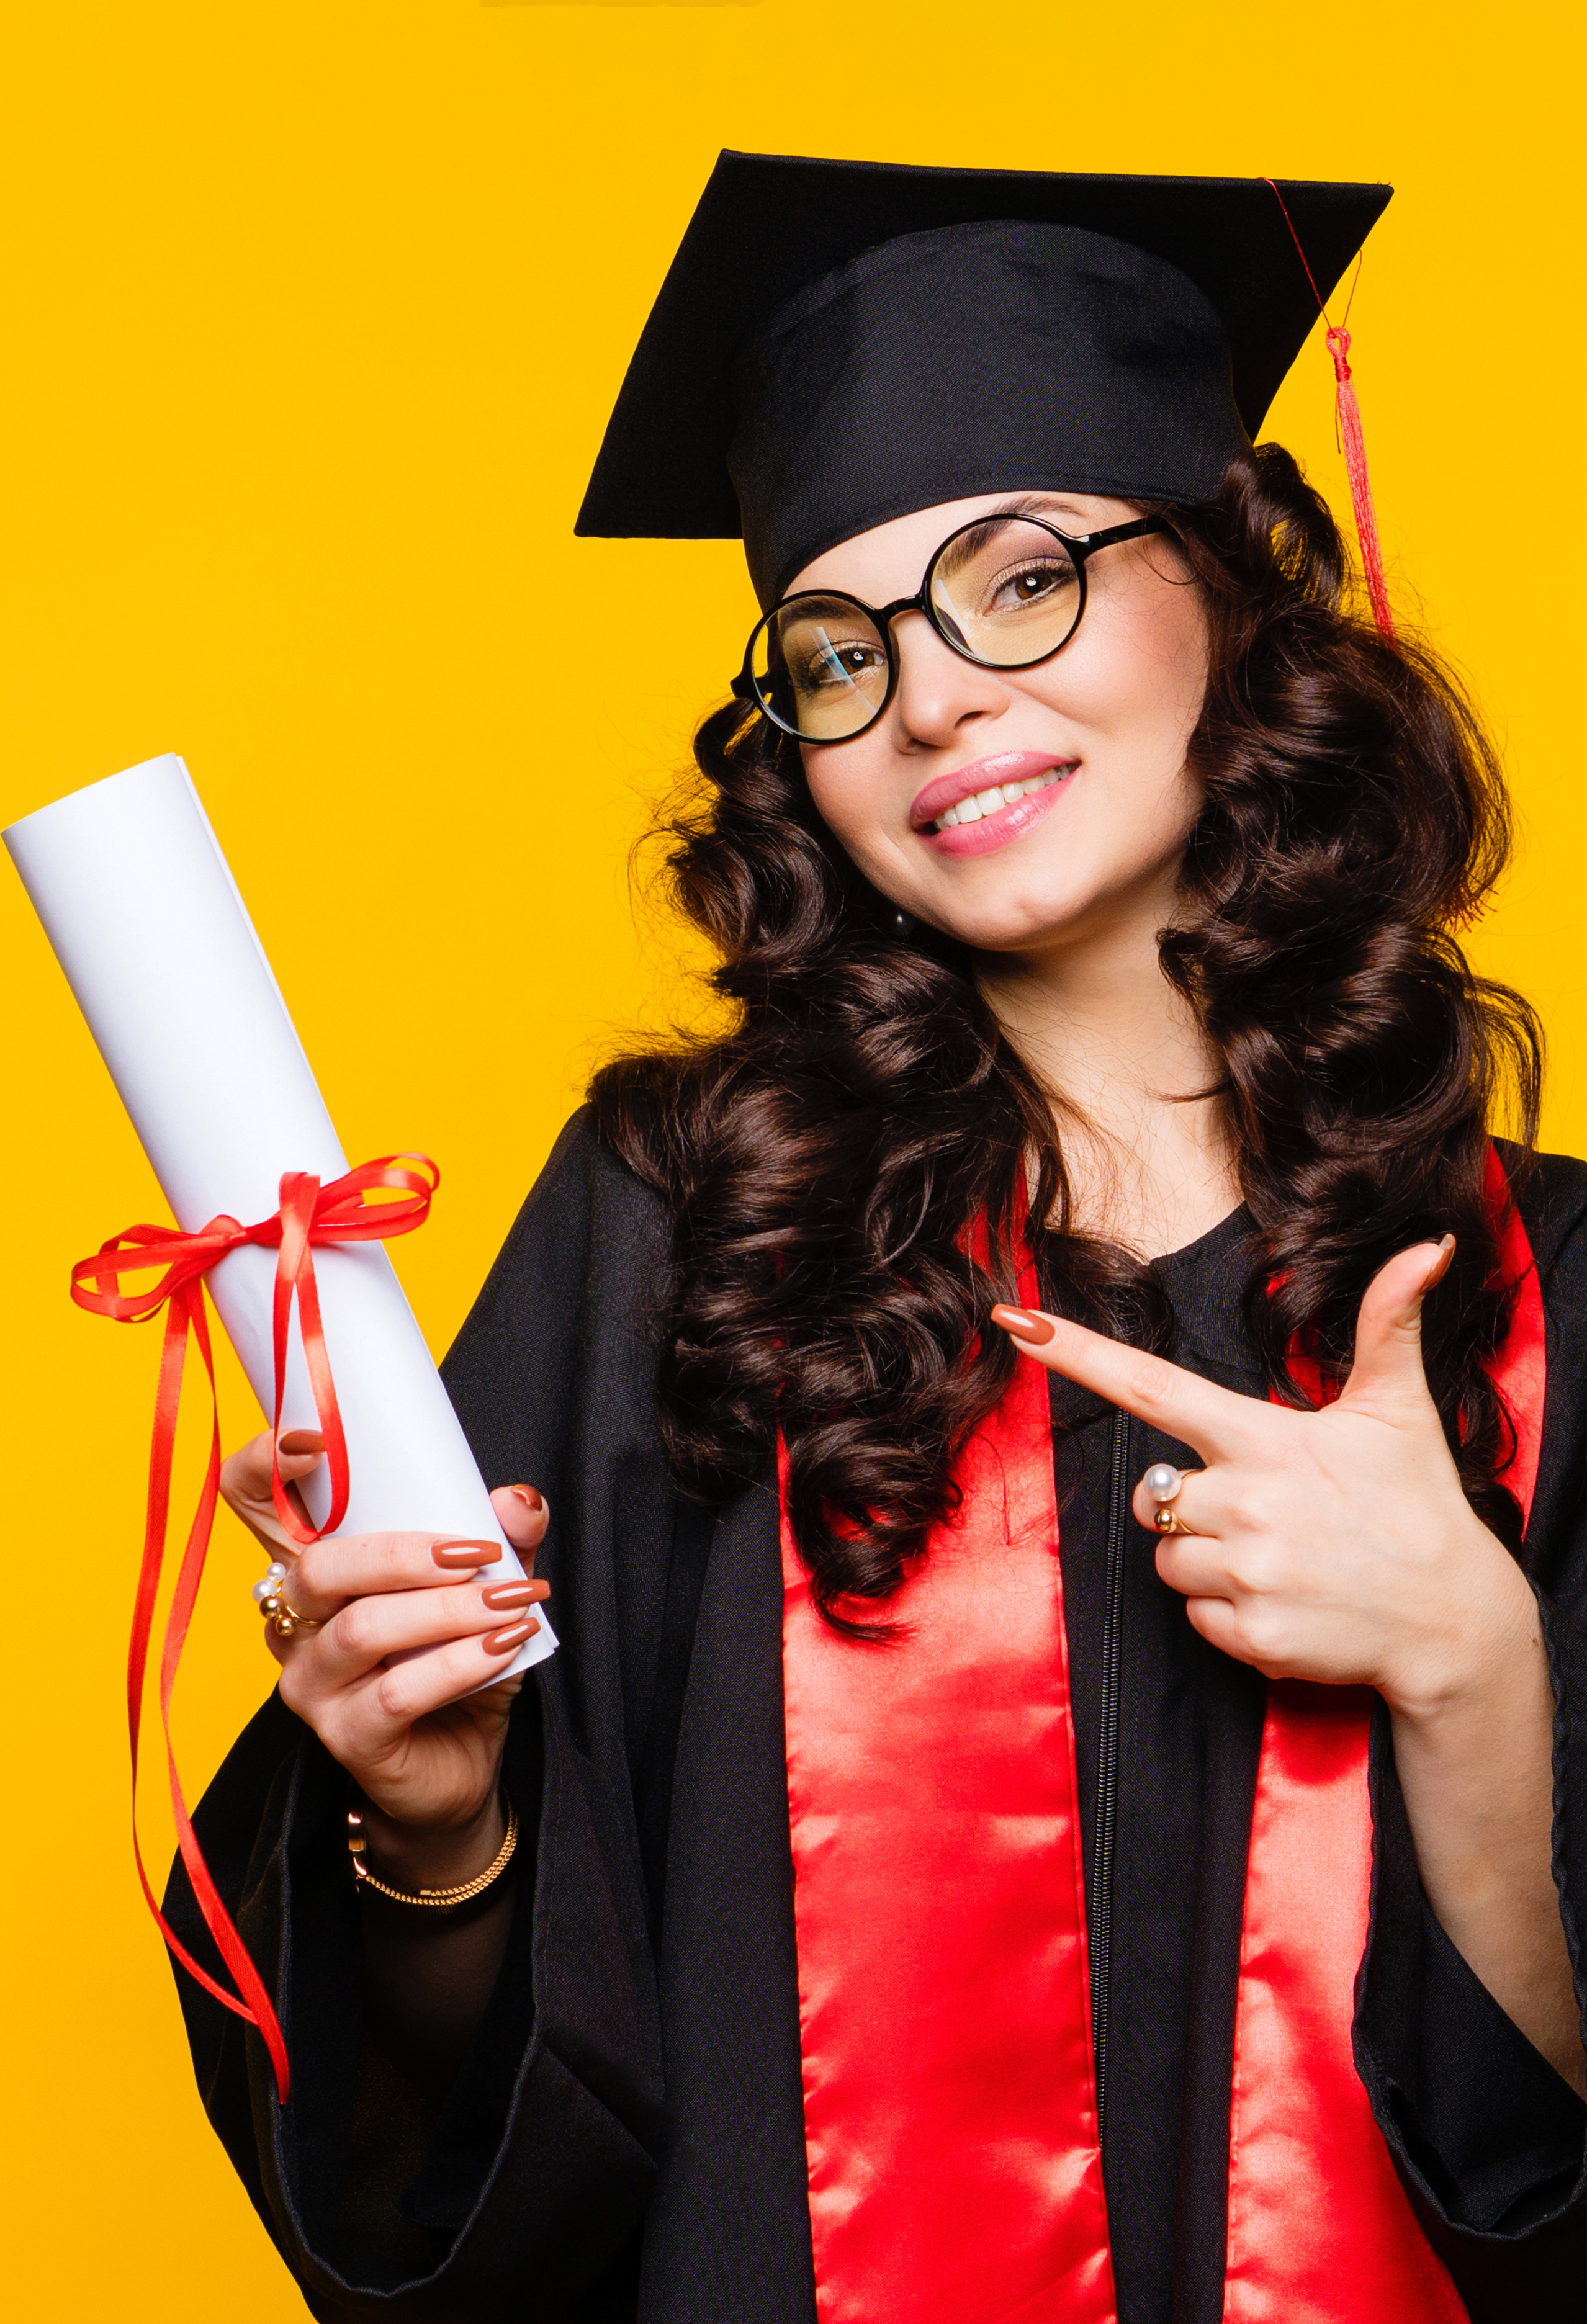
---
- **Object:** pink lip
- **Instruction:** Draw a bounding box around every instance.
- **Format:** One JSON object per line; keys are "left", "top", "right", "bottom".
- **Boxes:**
{"left": 909, "top": 751, "right": 1076, "bottom": 859}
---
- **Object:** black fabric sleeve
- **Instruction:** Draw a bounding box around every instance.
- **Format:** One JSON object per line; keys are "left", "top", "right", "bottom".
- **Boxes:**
{"left": 164, "top": 1110, "right": 682, "bottom": 2320}
{"left": 1359, "top": 1702, "right": 1585, "bottom": 2221}
{"left": 1354, "top": 1149, "right": 1587, "bottom": 2320}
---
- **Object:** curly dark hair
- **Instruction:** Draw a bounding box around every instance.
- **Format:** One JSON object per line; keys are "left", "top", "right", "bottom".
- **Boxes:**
{"left": 592, "top": 444, "right": 1542, "bottom": 1636}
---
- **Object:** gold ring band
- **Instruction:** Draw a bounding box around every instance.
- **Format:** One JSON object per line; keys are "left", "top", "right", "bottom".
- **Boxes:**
{"left": 1153, "top": 1506, "right": 1194, "bottom": 1537}
{"left": 259, "top": 1590, "right": 323, "bottom": 1638}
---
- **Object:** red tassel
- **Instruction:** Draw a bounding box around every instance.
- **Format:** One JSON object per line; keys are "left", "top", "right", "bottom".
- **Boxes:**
{"left": 1264, "top": 179, "right": 1395, "bottom": 642}
{"left": 1326, "top": 326, "right": 1395, "bottom": 639}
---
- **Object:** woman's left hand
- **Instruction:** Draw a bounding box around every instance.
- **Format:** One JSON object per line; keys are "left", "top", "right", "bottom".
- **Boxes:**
{"left": 992, "top": 1238, "right": 1538, "bottom": 1719}
{"left": 995, "top": 1237, "right": 1585, "bottom": 2093}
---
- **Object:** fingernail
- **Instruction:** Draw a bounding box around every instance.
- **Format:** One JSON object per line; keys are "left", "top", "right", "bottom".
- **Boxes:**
{"left": 433, "top": 1537, "right": 500, "bottom": 1569}
{"left": 510, "top": 1485, "right": 546, "bottom": 1515}
{"left": 480, "top": 1579, "right": 547, "bottom": 1611}
{"left": 991, "top": 1304, "right": 1056, "bottom": 1346}
{"left": 277, "top": 1429, "right": 325, "bottom": 1458}
{"left": 483, "top": 1617, "right": 539, "bottom": 1653}
{"left": 1423, "top": 1234, "right": 1457, "bottom": 1293}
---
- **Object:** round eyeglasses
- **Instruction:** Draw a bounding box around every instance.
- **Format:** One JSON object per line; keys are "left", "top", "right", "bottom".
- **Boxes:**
{"left": 733, "top": 511, "right": 1169, "bottom": 745}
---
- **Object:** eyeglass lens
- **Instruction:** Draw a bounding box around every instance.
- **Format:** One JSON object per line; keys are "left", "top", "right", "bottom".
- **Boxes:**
{"left": 753, "top": 517, "right": 1085, "bottom": 742}
{"left": 752, "top": 594, "right": 890, "bottom": 742}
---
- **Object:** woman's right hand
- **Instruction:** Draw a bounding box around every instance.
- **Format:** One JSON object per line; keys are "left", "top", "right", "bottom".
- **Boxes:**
{"left": 220, "top": 1429, "right": 551, "bottom": 1886}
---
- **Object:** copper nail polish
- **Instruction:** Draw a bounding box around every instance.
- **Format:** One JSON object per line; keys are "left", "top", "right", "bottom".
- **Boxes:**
{"left": 991, "top": 1304, "right": 1056, "bottom": 1346}
{"left": 509, "top": 1484, "right": 545, "bottom": 1513}
{"left": 483, "top": 1617, "right": 538, "bottom": 1653}
{"left": 1423, "top": 1234, "right": 1457, "bottom": 1293}
{"left": 277, "top": 1429, "right": 326, "bottom": 1458}
{"left": 433, "top": 1537, "right": 498, "bottom": 1569}
{"left": 480, "top": 1580, "right": 541, "bottom": 1611}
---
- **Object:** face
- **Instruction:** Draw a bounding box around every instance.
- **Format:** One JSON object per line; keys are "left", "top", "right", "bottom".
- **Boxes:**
{"left": 793, "top": 491, "right": 1210, "bottom": 959}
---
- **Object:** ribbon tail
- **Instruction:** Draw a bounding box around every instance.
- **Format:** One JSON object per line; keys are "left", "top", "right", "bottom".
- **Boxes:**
{"left": 268, "top": 1170, "right": 352, "bottom": 1538}
{"left": 127, "top": 1294, "right": 188, "bottom": 1783}
{"left": 269, "top": 1173, "right": 321, "bottom": 1546}
{"left": 292, "top": 1249, "right": 351, "bottom": 1534}
{"left": 128, "top": 1281, "right": 291, "bottom": 2103}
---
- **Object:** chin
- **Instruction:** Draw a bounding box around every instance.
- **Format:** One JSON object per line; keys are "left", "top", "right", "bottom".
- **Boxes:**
{"left": 921, "top": 881, "right": 1101, "bottom": 954}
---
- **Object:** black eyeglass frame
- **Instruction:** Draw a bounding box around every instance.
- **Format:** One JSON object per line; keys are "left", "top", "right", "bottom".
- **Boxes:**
{"left": 732, "top": 512, "right": 1171, "bottom": 745}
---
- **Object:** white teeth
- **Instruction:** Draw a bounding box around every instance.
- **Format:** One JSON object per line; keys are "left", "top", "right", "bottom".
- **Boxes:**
{"left": 931, "top": 767, "right": 1066, "bottom": 833}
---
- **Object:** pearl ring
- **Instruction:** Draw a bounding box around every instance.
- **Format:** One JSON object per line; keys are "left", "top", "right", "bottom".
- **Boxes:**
{"left": 251, "top": 1560, "right": 323, "bottom": 1639}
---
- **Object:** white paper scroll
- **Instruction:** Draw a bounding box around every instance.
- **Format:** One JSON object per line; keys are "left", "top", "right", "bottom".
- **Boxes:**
{"left": 6, "top": 752, "right": 554, "bottom": 1674}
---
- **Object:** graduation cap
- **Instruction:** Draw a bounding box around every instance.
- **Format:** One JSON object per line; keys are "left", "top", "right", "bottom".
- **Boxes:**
{"left": 576, "top": 151, "right": 1394, "bottom": 616}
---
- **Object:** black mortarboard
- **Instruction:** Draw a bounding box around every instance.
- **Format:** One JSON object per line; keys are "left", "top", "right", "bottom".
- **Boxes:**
{"left": 575, "top": 151, "right": 1392, "bottom": 607}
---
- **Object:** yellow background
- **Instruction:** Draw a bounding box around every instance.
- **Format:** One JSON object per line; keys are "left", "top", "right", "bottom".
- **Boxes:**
{"left": 2, "top": 1, "right": 1581, "bottom": 2310}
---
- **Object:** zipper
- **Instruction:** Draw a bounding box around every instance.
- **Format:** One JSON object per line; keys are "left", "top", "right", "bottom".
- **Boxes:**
{"left": 1090, "top": 1405, "right": 1130, "bottom": 2141}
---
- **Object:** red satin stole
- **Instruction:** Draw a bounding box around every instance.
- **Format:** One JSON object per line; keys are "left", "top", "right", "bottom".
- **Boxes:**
{"left": 778, "top": 1332, "right": 1116, "bottom": 2324}
{"left": 1222, "top": 1149, "right": 1545, "bottom": 2322}
{"left": 780, "top": 1151, "right": 1544, "bottom": 2324}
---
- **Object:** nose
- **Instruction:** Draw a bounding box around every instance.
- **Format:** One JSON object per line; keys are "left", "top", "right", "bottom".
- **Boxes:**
{"left": 888, "top": 609, "right": 1009, "bottom": 746}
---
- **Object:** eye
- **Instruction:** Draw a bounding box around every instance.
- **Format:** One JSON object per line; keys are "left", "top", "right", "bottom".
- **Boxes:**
{"left": 799, "top": 634, "right": 888, "bottom": 691}
{"left": 985, "top": 556, "right": 1077, "bottom": 614}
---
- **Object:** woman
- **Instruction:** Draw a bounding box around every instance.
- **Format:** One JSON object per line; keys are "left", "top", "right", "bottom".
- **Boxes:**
{"left": 175, "top": 155, "right": 1586, "bottom": 2322}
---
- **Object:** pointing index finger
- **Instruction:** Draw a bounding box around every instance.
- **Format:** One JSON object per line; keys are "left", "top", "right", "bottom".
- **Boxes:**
{"left": 989, "top": 1305, "right": 1266, "bottom": 1461}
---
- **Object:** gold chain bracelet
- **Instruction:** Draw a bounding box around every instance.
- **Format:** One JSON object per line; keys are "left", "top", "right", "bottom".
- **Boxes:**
{"left": 346, "top": 1795, "right": 519, "bottom": 1908}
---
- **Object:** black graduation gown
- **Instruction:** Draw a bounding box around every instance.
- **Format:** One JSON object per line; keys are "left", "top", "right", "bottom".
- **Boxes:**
{"left": 168, "top": 1111, "right": 1587, "bottom": 2323}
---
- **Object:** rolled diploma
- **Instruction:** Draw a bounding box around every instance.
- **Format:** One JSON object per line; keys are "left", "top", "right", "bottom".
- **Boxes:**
{"left": 5, "top": 751, "right": 554, "bottom": 1675}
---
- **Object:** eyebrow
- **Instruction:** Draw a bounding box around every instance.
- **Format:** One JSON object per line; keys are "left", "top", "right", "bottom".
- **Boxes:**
{"left": 995, "top": 491, "right": 1090, "bottom": 523}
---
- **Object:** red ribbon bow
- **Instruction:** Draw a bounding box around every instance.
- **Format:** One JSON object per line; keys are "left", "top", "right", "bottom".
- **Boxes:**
{"left": 72, "top": 1154, "right": 440, "bottom": 2105}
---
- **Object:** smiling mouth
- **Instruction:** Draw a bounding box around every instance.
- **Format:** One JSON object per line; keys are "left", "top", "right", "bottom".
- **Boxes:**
{"left": 930, "top": 767, "right": 1069, "bottom": 832}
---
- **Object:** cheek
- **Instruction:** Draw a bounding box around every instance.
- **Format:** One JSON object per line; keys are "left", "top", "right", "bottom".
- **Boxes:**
{"left": 800, "top": 742, "right": 894, "bottom": 872}
{"left": 1095, "top": 573, "right": 1210, "bottom": 747}
{"left": 1022, "top": 565, "right": 1207, "bottom": 749}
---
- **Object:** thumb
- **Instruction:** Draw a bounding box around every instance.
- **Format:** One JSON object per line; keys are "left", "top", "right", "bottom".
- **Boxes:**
{"left": 220, "top": 1425, "right": 325, "bottom": 1550}
{"left": 276, "top": 1427, "right": 326, "bottom": 1474}
{"left": 490, "top": 1483, "right": 549, "bottom": 1573}
{"left": 1339, "top": 1236, "right": 1454, "bottom": 1417}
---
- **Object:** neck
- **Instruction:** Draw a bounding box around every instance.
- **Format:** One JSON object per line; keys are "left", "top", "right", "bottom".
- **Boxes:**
{"left": 974, "top": 896, "right": 1239, "bottom": 1260}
